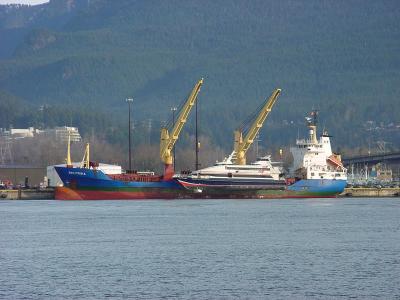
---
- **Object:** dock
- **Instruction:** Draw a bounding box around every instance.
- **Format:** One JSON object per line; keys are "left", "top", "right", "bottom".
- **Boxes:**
{"left": 1, "top": 187, "right": 399, "bottom": 199}
{"left": 340, "top": 187, "right": 400, "bottom": 198}
{"left": 0, "top": 188, "right": 55, "bottom": 200}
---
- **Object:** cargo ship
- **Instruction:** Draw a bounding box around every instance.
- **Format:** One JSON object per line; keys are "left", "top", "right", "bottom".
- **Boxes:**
{"left": 176, "top": 110, "right": 347, "bottom": 198}
{"left": 54, "top": 166, "right": 187, "bottom": 200}
{"left": 55, "top": 79, "right": 204, "bottom": 200}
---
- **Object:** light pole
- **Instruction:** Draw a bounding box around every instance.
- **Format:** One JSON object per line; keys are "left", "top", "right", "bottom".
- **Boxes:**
{"left": 126, "top": 98, "right": 133, "bottom": 172}
{"left": 171, "top": 107, "right": 177, "bottom": 171}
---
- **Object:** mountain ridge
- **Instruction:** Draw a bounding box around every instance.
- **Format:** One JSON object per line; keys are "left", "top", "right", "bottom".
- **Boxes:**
{"left": 0, "top": 0, "right": 399, "bottom": 151}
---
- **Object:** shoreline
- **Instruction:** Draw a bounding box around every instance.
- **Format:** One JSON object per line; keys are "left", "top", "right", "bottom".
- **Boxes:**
{"left": 1, "top": 187, "right": 399, "bottom": 200}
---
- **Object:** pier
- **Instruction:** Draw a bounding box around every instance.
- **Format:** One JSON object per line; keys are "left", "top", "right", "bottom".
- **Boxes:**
{"left": 0, "top": 188, "right": 54, "bottom": 200}
{"left": 340, "top": 187, "right": 400, "bottom": 198}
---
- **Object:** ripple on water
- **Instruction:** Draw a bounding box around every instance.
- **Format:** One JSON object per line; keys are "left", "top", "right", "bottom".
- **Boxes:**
{"left": 0, "top": 198, "right": 399, "bottom": 299}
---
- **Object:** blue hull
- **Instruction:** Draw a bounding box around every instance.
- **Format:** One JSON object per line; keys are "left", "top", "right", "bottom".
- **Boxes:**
{"left": 55, "top": 167, "right": 183, "bottom": 190}
{"left": 54, "top": 166, "right": 188, "bottom": 200}
{"left": 287, "top": 179, "right": 347, "bottom": 195}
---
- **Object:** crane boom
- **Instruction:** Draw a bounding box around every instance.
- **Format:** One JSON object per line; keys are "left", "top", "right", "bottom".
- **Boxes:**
{"left": 160, "top": 78, "right": 203, "bottom": 178}
{"left": 233, "top": 88, "right": 281, "bottom": 165}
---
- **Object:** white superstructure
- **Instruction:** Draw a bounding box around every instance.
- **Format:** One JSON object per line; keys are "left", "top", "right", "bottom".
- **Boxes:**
{"left": 290, "top": 111, "right": 347, "bottom": 181}
{"left": 180, "top": 152, "right": 284, "bottom": 181}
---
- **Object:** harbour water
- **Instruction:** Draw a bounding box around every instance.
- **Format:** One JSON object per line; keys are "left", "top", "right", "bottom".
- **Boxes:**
{"left": 1, "top": 198, "right": 399, "bottom": 299}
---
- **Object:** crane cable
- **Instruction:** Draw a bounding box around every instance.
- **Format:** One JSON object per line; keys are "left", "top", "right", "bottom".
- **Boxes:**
{"left": 164, "top": 89, "right": 193, "bottom": 129}
{"left": 237, "top": 100, "right": 266, "bottom": 135}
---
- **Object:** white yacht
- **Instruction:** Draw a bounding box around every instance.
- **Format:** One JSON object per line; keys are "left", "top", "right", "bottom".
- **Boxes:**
{"left": 175, "top": 152, "right": 286, "bottom": 191}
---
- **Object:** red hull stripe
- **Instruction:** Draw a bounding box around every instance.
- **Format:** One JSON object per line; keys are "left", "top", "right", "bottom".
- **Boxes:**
{"left": 55, "top": 187, "right": 178, "bottom": 200}
{"left": 177, "top": 180, "right": 207, "bottom": 187}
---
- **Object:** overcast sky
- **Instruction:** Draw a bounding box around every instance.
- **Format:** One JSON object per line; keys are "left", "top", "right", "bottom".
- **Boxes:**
{"left": 0, "top": 0, "right": 49, "bottom": 4}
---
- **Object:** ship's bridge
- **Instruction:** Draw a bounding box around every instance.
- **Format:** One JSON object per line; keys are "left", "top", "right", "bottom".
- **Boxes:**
{"left": 295, "top": 138, "right": 326, "bottom": 147}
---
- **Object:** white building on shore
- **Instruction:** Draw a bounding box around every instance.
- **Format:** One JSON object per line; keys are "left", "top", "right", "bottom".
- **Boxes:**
{"left": 0, "top": 126, "right": 82, "bottom": 142}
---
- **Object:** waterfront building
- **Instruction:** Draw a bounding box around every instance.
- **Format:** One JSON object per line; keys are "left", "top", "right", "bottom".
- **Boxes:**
{"left": 46, "top": 126, "right": 82, "bottom": 142}
{"left": 0, "top": 126, "right": 82, "bottom": 142}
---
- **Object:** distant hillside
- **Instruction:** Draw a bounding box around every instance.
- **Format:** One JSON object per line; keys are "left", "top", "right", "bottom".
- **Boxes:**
{"left": 0, "top": 0, "right": 399, "bottom": 152}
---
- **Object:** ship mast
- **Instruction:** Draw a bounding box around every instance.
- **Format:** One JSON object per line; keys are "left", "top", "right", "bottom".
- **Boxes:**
{"left": 306, "top": 110, "right": 318, "bottom": 144}
{"left": 66, "top": 130, "right": 72, "bottom": 168}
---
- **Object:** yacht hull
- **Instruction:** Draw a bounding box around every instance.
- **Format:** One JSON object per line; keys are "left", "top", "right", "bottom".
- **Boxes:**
{"left": 177, "top": 178, "right": 346, "bottom": 198}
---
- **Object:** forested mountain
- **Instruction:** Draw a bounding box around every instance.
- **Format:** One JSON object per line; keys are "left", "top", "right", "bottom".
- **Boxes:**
{"left": 1, "top": 0, "right": 399, "bottom": 154}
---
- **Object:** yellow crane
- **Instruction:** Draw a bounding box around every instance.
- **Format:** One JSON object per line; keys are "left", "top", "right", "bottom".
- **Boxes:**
{"left": 160, "top": 78, "right": 204, "bottom": 179}
{"left": 233, "top": 88, "right": 281, "bottom": 165}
